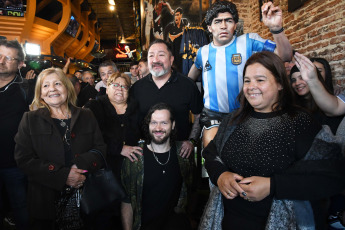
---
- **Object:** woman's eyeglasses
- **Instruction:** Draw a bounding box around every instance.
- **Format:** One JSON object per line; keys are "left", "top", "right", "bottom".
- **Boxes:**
{"left": 109, "top": 83, "right": 129, "bottom": 91}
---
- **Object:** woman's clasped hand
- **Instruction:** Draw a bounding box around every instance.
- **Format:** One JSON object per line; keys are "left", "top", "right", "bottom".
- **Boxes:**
{"left": 217, "top": 172, "right": 270, "bottom": 202}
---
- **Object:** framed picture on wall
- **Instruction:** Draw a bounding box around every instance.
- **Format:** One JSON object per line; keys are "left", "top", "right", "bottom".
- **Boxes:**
{"left": 140, "top": 0, "right": 209, "bottom": 51}
{"left": 288, "top": 0, "right": 307, "bottom": 12}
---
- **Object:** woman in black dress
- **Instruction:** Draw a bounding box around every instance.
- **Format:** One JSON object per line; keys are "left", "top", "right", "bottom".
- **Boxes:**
{"left": 201, "top": 51, "right": 345, "bottom": 230}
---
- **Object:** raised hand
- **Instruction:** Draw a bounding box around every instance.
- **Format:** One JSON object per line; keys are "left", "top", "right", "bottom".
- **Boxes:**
{"left": 25, "top": 70, "right": 36, "bottom": 80}
{"left": 261, "top": 2, "right": 283, "bottom": 31}
{"left": 294, "top": 52, "right": 319, "bottom": 83}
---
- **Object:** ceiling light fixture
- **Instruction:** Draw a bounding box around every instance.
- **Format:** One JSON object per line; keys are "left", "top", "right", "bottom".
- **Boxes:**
{"left": 108, "top": 0, "right": 115, "bottom": 6}
{"left": 109, "top": 5, "right": 115, "bottom": 11}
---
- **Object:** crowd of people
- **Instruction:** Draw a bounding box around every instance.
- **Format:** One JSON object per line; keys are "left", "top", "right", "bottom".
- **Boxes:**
{"left": 0, "top": 1, "right": 345, "bottom": 230}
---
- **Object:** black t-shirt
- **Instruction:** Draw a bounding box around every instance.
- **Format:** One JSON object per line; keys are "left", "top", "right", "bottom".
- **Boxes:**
{"left": 141, "top": 145, "right": 182, "bottom": 228}
{"left": 130, "top": 71, "right": 203, "bottom": 140}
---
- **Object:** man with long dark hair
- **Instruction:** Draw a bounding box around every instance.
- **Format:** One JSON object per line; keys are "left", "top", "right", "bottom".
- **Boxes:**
{"left": 121, "top": 103, "right": 192, "bottom": 230}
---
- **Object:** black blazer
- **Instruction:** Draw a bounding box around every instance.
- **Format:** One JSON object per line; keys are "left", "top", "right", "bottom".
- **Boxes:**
{"left": 14, "top": 106, "right": 106, "bottom": 219}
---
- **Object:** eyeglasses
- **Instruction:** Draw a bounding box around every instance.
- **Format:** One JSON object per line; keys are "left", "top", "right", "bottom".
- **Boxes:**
{"left": 0, "top": 54, "right": 19, "bottom": 63}
{"left": 109, "top": 83, "right": 129, "bottom": 91}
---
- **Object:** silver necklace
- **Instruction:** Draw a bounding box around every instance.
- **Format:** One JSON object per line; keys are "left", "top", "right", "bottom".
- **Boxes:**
{"left": 57, "top": 113, "right": 71, "bottom": 148}
{"left": 151, "top": 144, "right": 170, "bottom": 174}
{"left": 58, "top": 113, "right": 69, "bottom": 127}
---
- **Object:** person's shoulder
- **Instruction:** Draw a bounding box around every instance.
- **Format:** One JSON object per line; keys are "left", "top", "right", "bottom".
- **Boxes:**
{"left": 29, "top": 107, "right": 48, "bottom": 116}
{"left": 199, "top": 43, "right": 210, "bottom": 51}
{"left": 95, "top": 81, "right": 103, "bottom": 90}
{"left": 166, "top": 21, "right": 174, "bottom": 27}
{"left": 174, "top": 71, "right": 198, "bottom": 86}
{"left": 95, "top": 81, "right": 103, "bottom": 87}
{"left": 84, "top": 97, "right": 106, "bottom": 111}
{"left": 133, "top": 75, "right": 150, "bottom": 87}
{"left": 74, "top": 106, "right": 94, "bottom": 117}
{"left": 284, "top": 107, "right": 315, "bottom": 124}
{"left": 25, "top": 108, "right": 50, "bottom": 123}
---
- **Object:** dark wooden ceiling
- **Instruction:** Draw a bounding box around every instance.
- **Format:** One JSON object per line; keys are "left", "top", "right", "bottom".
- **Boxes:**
{"left": 88, "top": 0, "right": 136, "bottom": 43}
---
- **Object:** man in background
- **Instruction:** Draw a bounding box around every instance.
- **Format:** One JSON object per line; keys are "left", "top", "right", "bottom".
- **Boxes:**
{"left": 129, "top": 61, "right": 139, "bottom": 84}
{"left": 78, "top": 70, "right": 98, "bottom": 107}
{"left": 81, "top": 70, "right": 95, "bottom": 86}
{"left": 0, "top": 39, "right": 30, "bottom": 230}
{"left": 138, "top": 57, "right": 150, "bottom": 79}
{"left": 95, "top": 60, "right": 118, "bottom": 94}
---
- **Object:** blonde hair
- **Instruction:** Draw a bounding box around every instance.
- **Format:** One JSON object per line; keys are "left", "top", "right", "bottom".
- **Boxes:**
{"left": 107, "top": 72, "right": 131, "bottom": 88}
{"left": 30, "top": 68, "right": 77, "bottom": 111}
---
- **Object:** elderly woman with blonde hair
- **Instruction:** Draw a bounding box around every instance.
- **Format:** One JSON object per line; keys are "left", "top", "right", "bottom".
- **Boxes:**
{"left": 14, "top": 67, "right": 106, "bottom": 229}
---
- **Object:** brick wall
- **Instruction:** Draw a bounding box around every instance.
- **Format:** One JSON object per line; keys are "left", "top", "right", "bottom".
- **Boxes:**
{"left": 234, "top": 0, "right": 345, "bottom": 83}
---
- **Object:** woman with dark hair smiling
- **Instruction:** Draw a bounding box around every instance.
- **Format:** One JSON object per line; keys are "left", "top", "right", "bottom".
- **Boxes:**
{"left": 200, "top": 51, "right": 345, "bottom": 230}
{"left": 290, "top": 62, "right": 344, "bottom": 134}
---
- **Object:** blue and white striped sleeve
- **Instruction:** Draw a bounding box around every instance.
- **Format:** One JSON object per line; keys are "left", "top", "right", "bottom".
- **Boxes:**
{"left": 337, "top": 90, "right": 345, "bottom": 103}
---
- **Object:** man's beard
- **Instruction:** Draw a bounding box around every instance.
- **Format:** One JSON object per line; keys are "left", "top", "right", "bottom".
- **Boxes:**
{"left": 149, "top": 129, "right": 171, "bottom": 145}
{"left": 0, "top": 66, "right": 16, "bottom": 78}
{"left": 149, "top": 62, "right": 169, "bottom": 78}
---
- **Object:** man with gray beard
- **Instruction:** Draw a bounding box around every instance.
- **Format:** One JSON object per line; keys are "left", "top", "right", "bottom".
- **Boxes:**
{"left": 130, "top": 39, "right": 203, "bottom": 158}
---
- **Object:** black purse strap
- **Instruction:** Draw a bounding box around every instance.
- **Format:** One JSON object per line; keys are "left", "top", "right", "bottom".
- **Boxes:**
{"left": 89, "top": 149, "right": 108, "bottom": 168}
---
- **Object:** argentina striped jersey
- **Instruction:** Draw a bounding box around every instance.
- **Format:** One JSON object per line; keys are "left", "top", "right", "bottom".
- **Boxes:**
{"left": 194, "top": 33, "right": 276, "bottom": 113}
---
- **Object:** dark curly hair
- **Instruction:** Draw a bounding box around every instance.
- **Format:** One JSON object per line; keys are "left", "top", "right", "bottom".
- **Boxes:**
{"left": 205, "top": 0, "right": 239, "bottom": 25}
{"left": 142, "top": 103, "right": 177, "bottom": 145}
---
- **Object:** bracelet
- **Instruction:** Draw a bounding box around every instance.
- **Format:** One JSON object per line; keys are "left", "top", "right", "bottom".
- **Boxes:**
{"left": 270, "top": 27, "right": 284, "bottom": 34}
{"left": 189, "top": 138, "right": 197, "bottom": 147}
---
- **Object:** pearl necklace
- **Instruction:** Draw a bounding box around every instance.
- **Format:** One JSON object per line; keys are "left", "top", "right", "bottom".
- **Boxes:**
{"left": 151, "top": 144, "right": 170, "bottom": 174}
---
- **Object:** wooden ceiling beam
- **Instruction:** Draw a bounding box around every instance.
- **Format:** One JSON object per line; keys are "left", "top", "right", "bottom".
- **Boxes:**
{"left": 36, "top": 0, "right": 53, "bottom": 14}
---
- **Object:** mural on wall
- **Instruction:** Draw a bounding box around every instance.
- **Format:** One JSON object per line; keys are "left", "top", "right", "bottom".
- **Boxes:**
{"left": 134, "top": 0, "right": 142, "bottom": 60}
{"left": 140, "top": 0, "right": 209, "bottom": 51}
